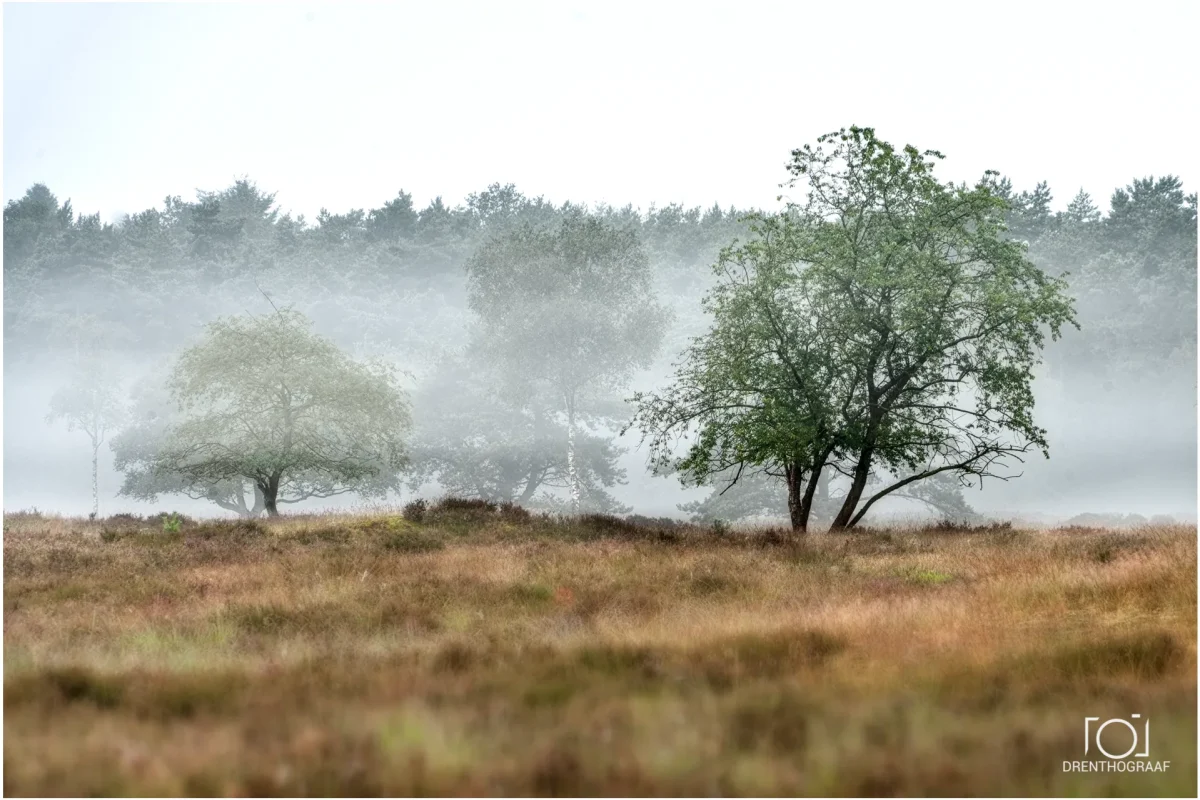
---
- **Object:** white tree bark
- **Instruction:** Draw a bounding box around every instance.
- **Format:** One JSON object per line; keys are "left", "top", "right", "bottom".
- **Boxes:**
{"left": 566, "top": 401, "right": 580, "bottom": 513}
{"left": 90, "top": 438, "right": 99, "bottom": 519}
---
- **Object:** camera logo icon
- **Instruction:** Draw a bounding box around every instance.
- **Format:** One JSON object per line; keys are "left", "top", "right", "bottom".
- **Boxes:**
{"left": 1084, "top": 715, "right": 1149, "bottom": 760}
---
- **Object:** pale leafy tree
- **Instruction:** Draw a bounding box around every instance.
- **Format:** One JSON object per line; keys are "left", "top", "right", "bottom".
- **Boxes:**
{"left": 122, "top": 309, "right": 410, "bottom": 516}
{"left": 112, "top": 372, "right": 270, "bottom": 517}
{"left": 632, "top": 127, "right": 1077, "bottom": 531}
{"left": 466, "top": 214, "right": 670, "bottom": 512}
{"left": 46, "top": 361, "right": 126, "bottom": 519}
{"left": 407, "top": 355, "right": 631, "bottom": 512}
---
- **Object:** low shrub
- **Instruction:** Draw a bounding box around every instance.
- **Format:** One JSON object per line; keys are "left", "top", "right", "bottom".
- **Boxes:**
{"left": 433, "top": 497, "right": 496, "bottom": 514}
{"left": 578, "top": 513, "right": 641, "bottom": 535}
{"left": 498, "top": 502, "right": 532, "bottom": 523}
{"left": 402, "top": 499, "right": 428, "bottom": 523}
{"left": 148, "top": 511, "right": 196, "bottom": 529}
{"left": 923, "top": 519, "right": 1012, "bottom": 534}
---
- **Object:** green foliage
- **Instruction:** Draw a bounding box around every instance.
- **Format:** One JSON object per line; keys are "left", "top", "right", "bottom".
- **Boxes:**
{"left": 633, "top": 126, "right": 1078, "bottom": 531}
{"left": 122, "top": 309, "right": 410, "bottom": 515}
{"left": 6, "top": 158, "right": 1192, "bottom": 525}
{"left": 465, "top": 214, "right": 670, "bottom": 511}
{"left": 908, "top": 569, "right": 953, "bottom": 586}
{"left": 1019, "top": 174, "right": 1197, "bottom": 385}
{"left": 466, "top": 214, "right": 670, "bottom": 399}
{"left": 401, "top": 499, "right": 427, "bottom": 523}
{"left": 406, "top": 355, "right": 632, "bottom": 514}
{"left": 111, "top": 371, "right": 274, "bottom": 517}
{"left": 4, "top": 176, "right": 749, "bottom": 371}
{"left": 162, "top": 513, "right": 183, "bottom": 534}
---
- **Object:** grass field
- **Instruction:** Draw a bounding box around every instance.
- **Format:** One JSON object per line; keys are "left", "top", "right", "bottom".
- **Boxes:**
{"left": 4, "top": 501, "right": 1196, "bottom": 796}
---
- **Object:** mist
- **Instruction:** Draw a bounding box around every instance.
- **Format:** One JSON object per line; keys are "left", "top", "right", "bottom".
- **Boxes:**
{"left": 10, "top": 8, "right": 1200, "bottom": 797}
{"left": 4, "top": 3, "right": 1197, "bottom": 528}
{"left": 3, "top": 173, "right": 1195, "bottom": 526}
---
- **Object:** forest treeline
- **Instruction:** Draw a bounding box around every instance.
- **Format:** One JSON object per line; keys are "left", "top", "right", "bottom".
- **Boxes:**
{"left": 6, "top": 172, "right": 1194, "bottom": 374}
{"left": 4, "top": 137, "right": 1196, "bottom": 524}
{"left": 3, "top": 181, "right": 744, "bottom": 366}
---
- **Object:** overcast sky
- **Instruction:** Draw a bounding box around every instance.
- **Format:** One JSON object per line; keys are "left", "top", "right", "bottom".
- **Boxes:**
{"left": 4, "top": 1, "right": 1197, "bottom": 223}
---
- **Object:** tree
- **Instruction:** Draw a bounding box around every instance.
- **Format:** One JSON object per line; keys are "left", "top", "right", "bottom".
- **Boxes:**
{"left": 125, "top": 309, "right": 410, "bottom": 516}
{"left": 1064, "top": 189, "right": 1101, "bottom": 227}
{"left": 407, "top": 356, "right": 631, "bottom": 512}
{"left": 3, "top": 183, "right": 74, "bottom": 267}
{"left": 46, "top": 361, "right": 126, "bottom": 519}
{"left": 1007, "top": 180, "right": 1055, "bottom": 242}
{"left": 1026, "top": 175, "right": 1196, "bottom": 385}
{"left": 366, "top": 190, "right": 418, "bottom": 242}
{"left": 466, "top": 213, "right": 670, "bottom": 511}
{"left": 679, "top": 467, "right": 978, "bottom": 526}
{"left": 4, "top": 190, "right": 133, "bottom": 362}
{"left": 1106, "top": 176, "right": 1197, "bottom": 276}
{"left": 112, "top": 372, "right": 270, "bottom": 517}
{"left": 792, "top": 129, "right": 1076, "bottom": 530}
{"left": 678, "top": 469, "right": 810, "bottom": 525}
{"left": 188, "top": 179, "right": 279, "bottom": 259}
{"left": 632, "top": 127, "right": 1077, "bottom": 531}
{"left": 887, "top": 470, "right": 981, "bottom": 522}
{"left": 629, "top": 212, "right": 852, "bottom": 531}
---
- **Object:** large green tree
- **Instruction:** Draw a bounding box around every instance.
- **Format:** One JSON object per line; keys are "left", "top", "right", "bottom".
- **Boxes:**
{"left": 118, "top": 309, "right": 410, "bottom": 516}
{"left": 629, "top": 212, "right": 852, "bottom": 530}
{"left": 632, "top": 127, "right": 1077, "bottom": 531}
{"left": 466, "top": 213, "right": 670, "bottom": 511}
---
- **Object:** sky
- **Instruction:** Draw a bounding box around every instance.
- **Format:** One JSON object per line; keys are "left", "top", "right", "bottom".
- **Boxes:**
{"left": 4, "top": 1, "right": 1198, "bottom": 223}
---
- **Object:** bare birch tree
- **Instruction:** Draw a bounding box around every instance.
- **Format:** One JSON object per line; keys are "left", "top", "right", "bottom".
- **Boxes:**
{"left": 46, "top": 361, "right": 126, "bottom": 518}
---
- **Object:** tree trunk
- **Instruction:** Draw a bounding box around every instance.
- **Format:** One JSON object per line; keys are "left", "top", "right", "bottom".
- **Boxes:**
{"left": 830, "top": 445, "right": 874, "bottom": 530}
{"left": 91, "top": 439, "right": 100, "bottom": 519}
{"left": 786, "top": 450, "right": 832, "bottom": 533}
{"left": 251, "top": 483, "right": 266, "bottom": 517}
{"left": 797, "top": 459, "right": 826, "bottom": 530}
{"left": 230, "top": 483, "right": 252, "bottom": 517}
{"left": 232, "top": 482, "right": 267, "bottom": 517}
{"left": 260, "top": 474, "right": 281, "bottom": 517}
{"left": 785, "top": 462, "right": 807, "bottom": 532}
{"left": 518, "top": 468, "right": 542, "bottom": 504}
{"left": 566, "top": 400, "right": 580, "bottom": 514}
{"left": 809, "top": 467, "right": 832, "bottom": 523}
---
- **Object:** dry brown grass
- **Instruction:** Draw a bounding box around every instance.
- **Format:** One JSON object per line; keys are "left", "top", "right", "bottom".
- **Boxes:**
{"left": 4, "top": 505, "right": 1196, "bottom": 796}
